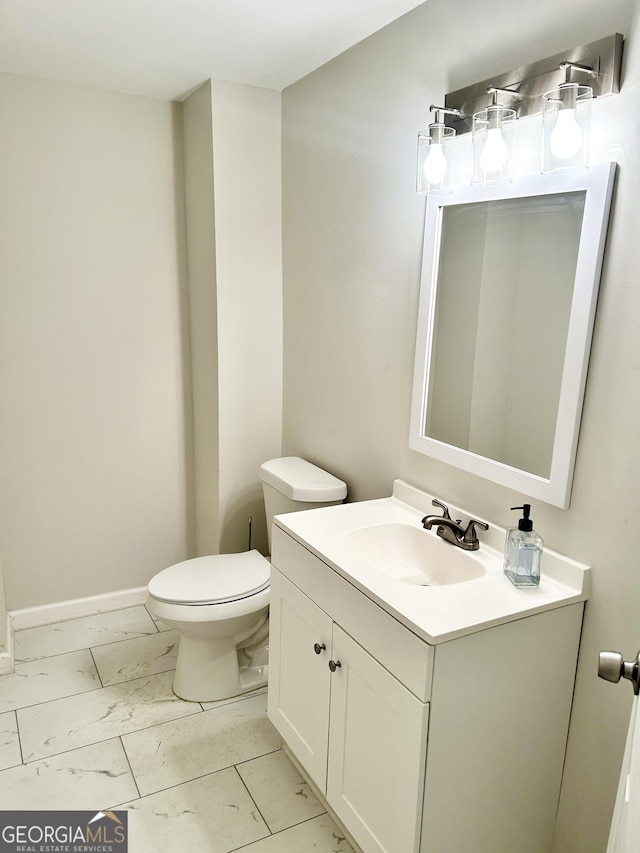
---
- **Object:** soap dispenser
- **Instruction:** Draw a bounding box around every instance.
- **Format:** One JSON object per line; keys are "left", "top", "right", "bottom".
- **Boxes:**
{"left": 504, "top": 504, "right": 543, "bottom": 587}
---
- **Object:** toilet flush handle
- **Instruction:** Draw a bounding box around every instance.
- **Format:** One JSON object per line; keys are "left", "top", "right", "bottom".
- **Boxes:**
{"left": 598, "top": 650, "right": 640, "bottom": 695}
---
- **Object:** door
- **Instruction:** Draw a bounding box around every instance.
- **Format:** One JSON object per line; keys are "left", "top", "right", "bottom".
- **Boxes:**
{"left": 327, "top": 625, "right": 429, "bottom": 853}
{"left": 268, "top": 568, "right": 333, "bottom": 790}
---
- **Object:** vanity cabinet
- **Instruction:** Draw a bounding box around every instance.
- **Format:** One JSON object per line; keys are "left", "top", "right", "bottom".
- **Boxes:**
{"left": 269, "top": 568, "right": 428, "bottom": 853}
{"left": 268, "top": 522, "right": 585, "bottom": 853}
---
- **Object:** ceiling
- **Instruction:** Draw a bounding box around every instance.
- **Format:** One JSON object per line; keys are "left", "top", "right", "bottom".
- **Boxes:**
{"left": 0, "top": 0, "right": 426, "bottom": 100}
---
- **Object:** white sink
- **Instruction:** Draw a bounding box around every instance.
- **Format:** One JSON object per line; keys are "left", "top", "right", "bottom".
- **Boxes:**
{"left": 343, "top": 522, "right": 486, "bottom": 586}
{"left": 273, "top": 479, "right": 590, "bottom": 644}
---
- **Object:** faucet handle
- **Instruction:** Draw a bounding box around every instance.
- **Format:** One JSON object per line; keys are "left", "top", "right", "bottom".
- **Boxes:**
{"left": 463, "top": 518, "right": 489, "bottom": 544}
{"left": 431, "top": 499, "right": 452, "bottom": 520}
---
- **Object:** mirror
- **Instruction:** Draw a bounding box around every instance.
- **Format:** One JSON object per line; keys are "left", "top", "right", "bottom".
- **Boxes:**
{"left": 410, "top": 163, "right": 616, "bottom": 508}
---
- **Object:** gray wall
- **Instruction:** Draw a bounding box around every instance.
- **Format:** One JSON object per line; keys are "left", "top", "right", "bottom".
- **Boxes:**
{"left": 0, "top": 73, "right": 192, "bottom": 610}
{"left": 281, "top": 1, "right": 640, "bottom": 850}
{"left": 182, "top": 79, "right": 283, "bottom": 559}
{"left": 0, "top": 71, "right": 282, "bottom": 612}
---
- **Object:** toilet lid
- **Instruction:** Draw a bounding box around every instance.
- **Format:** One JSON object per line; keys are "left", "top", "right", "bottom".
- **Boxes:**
{"left": 148, "top": 550, "right": 270, "bottom": 605}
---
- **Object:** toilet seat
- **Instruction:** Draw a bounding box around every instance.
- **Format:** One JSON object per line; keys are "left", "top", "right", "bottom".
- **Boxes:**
{"left": 148, "top": 550, "right": 270, "bottom": 606}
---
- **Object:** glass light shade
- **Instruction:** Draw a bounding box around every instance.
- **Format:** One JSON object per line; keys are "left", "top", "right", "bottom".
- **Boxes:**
{"left": 416, "top": 124, "right": 456, "bottom": 195}
{"left": 472, "top": 105, "right": 516, "bottom": 186}
{"left": 542, "top": 83, "right": 592, "bottom": 173}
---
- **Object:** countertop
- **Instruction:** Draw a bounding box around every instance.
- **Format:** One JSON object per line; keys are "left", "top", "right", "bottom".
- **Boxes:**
{"left": 273, "top": 479, "right": 590, "bottom": 644}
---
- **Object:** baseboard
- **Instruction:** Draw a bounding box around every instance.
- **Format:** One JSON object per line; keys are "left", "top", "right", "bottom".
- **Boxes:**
{"left": 9, "top": 586, "right": 148, "bottom": 632}
{"left": 0, "top": 612, "right": 14, "bottom": 674}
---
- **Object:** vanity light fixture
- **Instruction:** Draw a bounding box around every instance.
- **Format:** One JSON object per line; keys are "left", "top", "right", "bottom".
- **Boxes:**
{"left": 415, "top": 33, "right": 622, "bottom": 193}
{"left": 542, "top": 61, "right": 595, "bottom": 172}
{"left": 472, "top": 87, "right": 518, "bottom": 185}
{"left": 416, "top": 105, "right": 461, "bottom": 195}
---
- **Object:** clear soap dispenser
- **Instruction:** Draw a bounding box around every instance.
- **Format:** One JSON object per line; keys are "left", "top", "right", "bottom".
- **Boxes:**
{"left": 504, "top": 504, "right": 543, "bottom": 587}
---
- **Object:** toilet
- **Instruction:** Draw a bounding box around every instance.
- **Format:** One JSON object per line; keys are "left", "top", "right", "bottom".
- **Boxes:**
{"left": 146, "top": 457, "right": 347, "bottom": 702}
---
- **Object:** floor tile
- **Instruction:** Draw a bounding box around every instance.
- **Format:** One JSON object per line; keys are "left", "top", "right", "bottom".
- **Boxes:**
{"left": 0, "top": 649, "right": 100, "bottom": 713}
{"left": 200, "top": 685, "right": 267, "bottom": 712}
{"left": 92, "top": 630, "right": 180, "bottom": 686}
{"left": 237, "top": 749, "right": 325, "bottom": 833}
{"left": 234, "top": 813, "right": 355, "bottom": 852}
{"left": 145, "top": 606, "right": 172, "bottom": 633}
{"left": 0, "top": 739, "right": 138, "bottom": 809}
{"left": 18, "top": 671, "right": 200, "bottom": 762}
{"left": 0, "top": 711, "right": 21, "bottom": 771}
{"left": 122, "top": 693, "right": 281, "bottom": 796}
{"left": 1, "top": 602, "right": 347, "bottom": 853}
{"left": 120, "top": 766, "right": 269, "bottom": 853}
{"left": 14, "top": 607, "right": 158, "bottom": 662}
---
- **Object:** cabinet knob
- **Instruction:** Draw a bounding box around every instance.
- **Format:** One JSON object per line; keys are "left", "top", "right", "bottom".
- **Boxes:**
{"left": 313, "top": 643, "right": 326, "bottom": 655}
{"left": 329, "top": 659, "right": 342, "bottom": 672}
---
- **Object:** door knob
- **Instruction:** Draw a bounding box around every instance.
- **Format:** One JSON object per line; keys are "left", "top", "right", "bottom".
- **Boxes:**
{"left": 329, "top": 659, "right": 342, "bottom": 672}
{"left": 598, "top": 650, "right": 640, "bottom": 695}
{"left": 313, "top": 643, "right": 326, "bottom": 655}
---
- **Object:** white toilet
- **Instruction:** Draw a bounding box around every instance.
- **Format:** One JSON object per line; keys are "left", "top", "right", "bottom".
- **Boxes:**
{"left": 146, "top": 457, "right": 347, "bottom": 702}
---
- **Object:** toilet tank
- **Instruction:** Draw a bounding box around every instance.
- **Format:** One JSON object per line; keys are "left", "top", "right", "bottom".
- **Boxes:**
{"left": 259, "top": 457, "right": 347, "bottom": 551}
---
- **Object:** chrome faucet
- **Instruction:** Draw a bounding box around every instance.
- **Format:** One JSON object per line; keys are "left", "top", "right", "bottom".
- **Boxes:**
{"left": 421, "top": 499, "right": 489, "bottom": 551}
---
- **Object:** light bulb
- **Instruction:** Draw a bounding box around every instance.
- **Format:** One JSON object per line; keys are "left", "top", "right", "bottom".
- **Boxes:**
{"left": 550, "top": 108, "right": 583, "bottom": 159}
{"left": 423, "top": 143, "right": 448, "bottom": 185}
{"left": 479, "top": 127, "right": 509, "bottom": 174}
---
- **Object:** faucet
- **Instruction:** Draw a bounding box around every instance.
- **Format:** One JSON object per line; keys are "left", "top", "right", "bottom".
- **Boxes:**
{"left": 421, "top": 499, "right": 489, "bottom": 551}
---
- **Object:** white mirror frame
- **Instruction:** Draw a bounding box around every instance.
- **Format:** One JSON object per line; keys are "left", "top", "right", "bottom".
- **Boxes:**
{"left": 410, "top": 162, "right": 616, "bottom": 508}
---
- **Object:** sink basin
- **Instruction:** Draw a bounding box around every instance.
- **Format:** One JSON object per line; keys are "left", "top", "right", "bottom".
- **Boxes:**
{"left": 343, "top": 522, "right": 487, "bottom": 586}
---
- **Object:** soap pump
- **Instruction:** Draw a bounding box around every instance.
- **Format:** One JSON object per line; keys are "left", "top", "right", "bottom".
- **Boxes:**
{"left": 503, "top": 504, "right": 543, "bottom": 587}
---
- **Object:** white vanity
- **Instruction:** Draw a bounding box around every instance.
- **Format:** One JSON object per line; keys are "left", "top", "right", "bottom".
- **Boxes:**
{"left": 267, "top": 480, "right": 589, "bottom": 853}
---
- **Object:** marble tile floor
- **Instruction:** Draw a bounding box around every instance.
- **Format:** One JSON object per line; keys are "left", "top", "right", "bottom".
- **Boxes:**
{"left": 0, "top": 605, "right": 354, "bottom": 853}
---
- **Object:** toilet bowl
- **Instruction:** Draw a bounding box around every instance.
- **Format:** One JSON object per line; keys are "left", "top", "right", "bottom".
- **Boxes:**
{"left": 146, "top": 457, "right": 347, "bottom": 702}
{"left": 147, "top": 551, "right": 271, "bottom": 702}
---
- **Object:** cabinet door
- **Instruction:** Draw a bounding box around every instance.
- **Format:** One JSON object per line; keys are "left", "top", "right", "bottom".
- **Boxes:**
{"left": 327, "top": 625, "right": 429, "bottom": 853}
{"left": 267, "top": 568, "right": 333, "bottom": 791}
